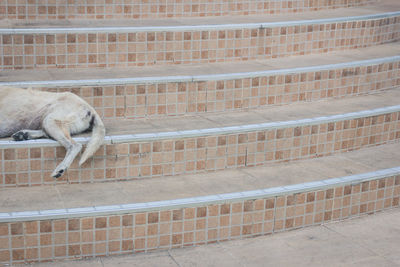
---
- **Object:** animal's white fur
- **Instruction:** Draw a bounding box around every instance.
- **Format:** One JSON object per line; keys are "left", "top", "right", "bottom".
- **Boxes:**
{"left": 0, "top": 86, "right": 105, "bottom": 178}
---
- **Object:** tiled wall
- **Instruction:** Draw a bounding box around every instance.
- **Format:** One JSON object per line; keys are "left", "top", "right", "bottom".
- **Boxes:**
{"left": 38, "top": 61, "right": 400, "bottom": 119}
{"left": 0, "top": 0, "right": 376, "bottom": 20}
{"left": 1, "top": 16, "right": 399, "bottom": 70}
{"left": 1, "top": 111, "right": 399, "bottom": 187}
{"left": 0, "top": 174, "right": 398, "bottom": 264}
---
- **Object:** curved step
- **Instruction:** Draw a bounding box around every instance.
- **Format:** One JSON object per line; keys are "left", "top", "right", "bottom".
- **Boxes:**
{"left": 0, "top": 143, "right": 399, "bottom": 264}
{"left": 1, "top": 1, "right": 399, "bottom": 69}
{"left": 0, "top": 0, "right": 377, "bottom": 20}
{"left": 1, "top": 89, "right": 399, "bottom": 187}
{"left": 1, "top": 43, "right": 400, "bottom": 119}
{"left": 2, "top": 142, "right": 400, "bottom": 214}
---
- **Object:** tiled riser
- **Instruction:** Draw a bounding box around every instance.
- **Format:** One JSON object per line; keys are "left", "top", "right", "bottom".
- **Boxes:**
{"left": 1, "top": 112, "right": 399, "bottom": 187}
{"left": 2, "top": 16, "right": 399, "bottom": 70}
{"left": 38, "top": 61, "right": 400, "bottom": 119}
{"left": 0, "top": 0, "right": 376, "bottom": 20}
{"left": 0, "top": 175, "right": 398, "bottom": 264}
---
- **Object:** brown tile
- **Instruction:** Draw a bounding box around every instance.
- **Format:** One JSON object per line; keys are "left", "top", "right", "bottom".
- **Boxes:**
{"left": 12, "top": 249, "right": 24, "bottom": 261}
{"left": 11, "top": 235, "right": 24, "bottom": 249}
{"left": 80, "top": 230, "right": 93, "bottom": 243}
{"left": 148, "top": 212, "right": 159, "bottom": 224}
{"left": 122, "top": 215, "right": 133, "bottom": 226}
{"left": 135, "top": 213, "right": 146, "bottom": 225}
{"left": 68, "top": 219, "right": 80, "bottom": 231}
{"left": 175, "top": 140, "right": 185, "bottom": 150}
{"left": 160, "top": 211, "right": 171, "bottom": 222}
{"left": 40, "top": 234, "right": 52, "bottom": 246}
{"left": 173, "top": 209, "right": 183, "bottom": 221}
{"left": 24, "top": 221, "right": 38, "bottom": 234}
{"left": 53, "top": 220, "right": 66, "bottom": 232}
{"left": 197, "top": 207, "right": 207, "bottom": 218}
{"left": 184, "top": 208, "right": 195, "bottom": 220}
{"left": 54, "top": 245, "right": 66, "bottom": 257}
{"left": 78, "top": 218, "right": 93, "bottom": 231}
{"left": 122, "top": 239, "right": 133, "bottom": 251}
{"left": 172, "top": 234, "right": 183, "bottom": 245}
{"left": 263, "top": 198, "right": 274, "bottom": 210}
{"left": 95, "top": 229, "right": 106, "bottom": 242}
{"left": 25, "top": 247, "right": 38, "bottom": 260}
{"left": 95, "top": 242, "right": 106, "bottom": 255}
{"left": 4, "top": 149, "right": 15, "bottom": 160}
{"left": 104, "top": 216, "right": 118, "bottom": 228}
{"left": 95, "top": 217, "right": 107, "bottom": 228}
{"left": 68, "top": 244, "right": 80, "bottom": 256}
{"left": 11, "top": 223, "right": 23, "bottom": 235}
{"left": 220, "top": 204, "right": 231, "bottom": 215}
{"left": 286, "top": 195, "right": 295, "bottom": 206}
{"left": 134, "top": 238, "right": 145, "bottom": 250}
{"left": 325, "top": 189, "right": 334, "bottom": 199}
{"left": 0, "top": 236, "right": 9, "bottom": 250}
{"left": 54, "top": 232, "right": 66, "bottom": 245}
{"left": 206, "top": 205, "right": 217, "bottom": 217}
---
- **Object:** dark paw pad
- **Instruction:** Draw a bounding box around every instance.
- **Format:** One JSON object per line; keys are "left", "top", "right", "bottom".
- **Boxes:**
{"left": 12, "top": 132, "right": 29, "bottom": 141}
{"left": 53, "top": 169, "right": 64, "bottom": 179}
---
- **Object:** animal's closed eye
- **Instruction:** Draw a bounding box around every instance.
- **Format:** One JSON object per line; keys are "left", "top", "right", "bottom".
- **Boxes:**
{"left": 86, "top": 111, "right": 91, "bottom": 117}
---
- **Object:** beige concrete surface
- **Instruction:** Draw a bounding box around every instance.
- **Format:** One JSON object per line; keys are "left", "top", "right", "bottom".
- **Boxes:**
{"left": 1, "top": 42, "right": 399, "bottom": 83}
{"left": 1, "top": 141, "right": 399, "bottom": 213}
{"left": 24, "top": 207, "right": 400, "bottom": 267}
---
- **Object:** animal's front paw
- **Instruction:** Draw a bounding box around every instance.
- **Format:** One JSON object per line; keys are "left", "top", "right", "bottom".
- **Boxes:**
{"left": 52, "top": 168, "right": 65, "bottom": 179}
{"left": 12, "top": 131, "right": 29, "bottom": 141}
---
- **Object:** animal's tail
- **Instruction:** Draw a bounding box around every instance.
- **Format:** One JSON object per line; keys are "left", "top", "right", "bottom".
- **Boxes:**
{"left": 79, "top": 112, "right": 105, "bottom": 166}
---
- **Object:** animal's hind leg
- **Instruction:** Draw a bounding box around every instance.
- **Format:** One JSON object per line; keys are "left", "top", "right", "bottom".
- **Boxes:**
{"left": 42, "top": 117, "right": 82, "bottom": 178}
{"left": 12, "top": 130, "right": 48, "bottom": 141}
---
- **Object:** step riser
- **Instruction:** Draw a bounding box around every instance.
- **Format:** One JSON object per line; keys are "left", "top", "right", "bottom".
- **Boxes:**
{"left": 0, "top": 174, "right": 398, "bottom": 264}
{"left": 7, "top": 59, "right": 398, "bottom": 120}
{"left": 0, "top": 0, "right": 376, "bottom": 20}
{"left": 1, "top": 110, "right": 399, "bottom": 187}
{"left": 2, "top": 15, "right": 399, "bottom": 70}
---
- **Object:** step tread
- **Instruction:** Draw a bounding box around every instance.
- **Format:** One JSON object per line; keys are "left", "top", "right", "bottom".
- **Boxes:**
{"left": 1, "top": 43, "right": 399, "bottom": 84}
{"left": 1, "top": 0, "right": 398, "bottom": 29}
{"left": 104, "top": 89, "right": 399, "bottom": 136}
{"left": 1, "top": 142, "right": 399, "bottom": 213}
{"left": 0, "top": 88, "right": 398, "bottom": 144}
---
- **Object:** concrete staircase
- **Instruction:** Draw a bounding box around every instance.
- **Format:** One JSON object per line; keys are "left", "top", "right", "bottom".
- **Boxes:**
{"left": 0, "top": 0, "right": 399, "bottom": 264}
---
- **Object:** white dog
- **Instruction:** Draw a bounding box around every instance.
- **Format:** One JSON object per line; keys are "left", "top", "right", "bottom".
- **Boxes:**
{"left": 0, "top": 86, "right": 105, "bottom": 178}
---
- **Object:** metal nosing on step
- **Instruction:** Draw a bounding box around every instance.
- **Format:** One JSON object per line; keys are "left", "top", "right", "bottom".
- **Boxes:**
{"left": 1, "top": 166, "right": 399, "bottom": 222}
{"left": 1, "top": 56, "right": 399, "bottom": 88}
{"left": 1, "top": 11, "right": 399, "bottom": 34}
{"left": 0, "top": 105, "right": 399, "bottom": 148}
